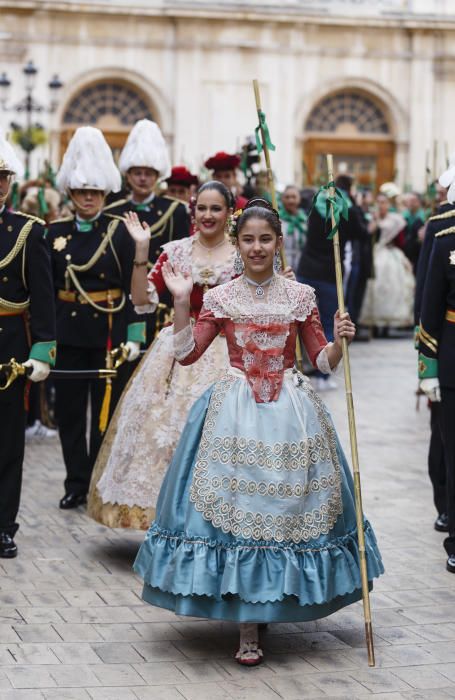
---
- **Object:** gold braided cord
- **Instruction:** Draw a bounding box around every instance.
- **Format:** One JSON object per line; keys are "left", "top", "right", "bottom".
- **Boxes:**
{"left": 435, "top": 225, "right": 455, "bottom": 238}
{"left": 65, "top": 219, "right": 126, "bottom": 314}
{"left": 420, "top": 324, "right": 438, "bottom": 348}
{"left": 0, "top": 296, "right": 29, "bottom": 312}
{"left": 148, "top": 200, "right": 180, "bottom": 239}
{"left": 420, "top": 333, "right": 437, "bottom": 354}
{"left": 429, "top": 209, "right": 455, "bottom": 222}
{"left": 0, "top": 220, "right": 34, "bottom": 270}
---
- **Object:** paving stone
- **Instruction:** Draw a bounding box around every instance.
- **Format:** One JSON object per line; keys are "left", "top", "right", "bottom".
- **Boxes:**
{"left": 90, "top": 664, "right": 145, "bottom": 687}
{"left": 133, "top": 688, "right": 185, "bottom": 700}
{"left": 43, "top": 691, "right": 91, "bottom": 699}
{"left": 49, "top": 643, "right": 102, "bottom": 665}
{"left": 48, "top": 665, "right": 100, "bottom": 688}
{"left": 13, "top": 625, "right": 62, "bottom": 643}
{"left": 133, "top": 662, "right": 188, "bottom": 685}
{"left": 91, "top": 643, "right": 144, "bottom": 664}
{"left": 391, "top": 665, "right": 455, "bottom": 690}
{"left": 51, "top": 624, "right": 103, "bottom": 642}
{"left": 4, "top": 666, "right": 57, "bottom": 689}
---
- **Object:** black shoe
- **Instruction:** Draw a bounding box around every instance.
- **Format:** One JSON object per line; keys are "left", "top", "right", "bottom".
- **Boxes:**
{"left": 447, "top": 555, "right": 455, "bottom": 573}
{"left": 435, "top": 513, "right": 449, "bottom": 532}
{"left": 0, "top": 533, "right": 17, "bottom": 558}
{"left": 59, "top": 492, "right": 87, "bottom": 509}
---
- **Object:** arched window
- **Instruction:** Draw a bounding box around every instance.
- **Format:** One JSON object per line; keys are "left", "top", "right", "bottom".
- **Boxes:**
{"left": 62, "top": 80, "right": 154, "bottom": 126}
{"left": 305, "top": 92, "right": 390, "bottom": 135}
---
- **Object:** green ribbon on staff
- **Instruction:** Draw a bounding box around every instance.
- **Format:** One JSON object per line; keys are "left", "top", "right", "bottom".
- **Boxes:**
{"left": 37, "top": 187, "right": 49, "bottom": 217}
{"left": 10, "top": 182, "right": 19, "bottom": 211}
{"left": 310, "top": 181, "right": 351, "bottom": 239}
{"left": 255, "top": 110, "right": 276, "bottom": 154}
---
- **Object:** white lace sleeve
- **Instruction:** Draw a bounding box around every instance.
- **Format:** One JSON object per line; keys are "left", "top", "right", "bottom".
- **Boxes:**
{"left": 133, "top": 281, "right": 159, "bottom": 315}
{"left": 173, "top": 324, "right": 195, "bottom": 360}
{"left": 316, "top": 343, "right": 341, "bottom": 375}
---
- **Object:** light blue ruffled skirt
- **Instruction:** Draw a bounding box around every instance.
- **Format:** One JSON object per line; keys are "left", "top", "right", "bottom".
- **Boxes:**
{"left": 134, "top": 370, "right": 383, "bottom": 623}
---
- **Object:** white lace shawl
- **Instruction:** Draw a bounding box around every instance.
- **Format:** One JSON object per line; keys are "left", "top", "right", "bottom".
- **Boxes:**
{"left": 173, "top": 275, "right": 338, "bottom": 374}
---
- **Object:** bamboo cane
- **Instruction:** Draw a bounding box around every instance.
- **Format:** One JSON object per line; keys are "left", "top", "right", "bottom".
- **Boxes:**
{"left": 252, "top": 79, "right": 305, "bottom": 371}
{"left": 326, "top": 153, "right": 375, "bottom": 667}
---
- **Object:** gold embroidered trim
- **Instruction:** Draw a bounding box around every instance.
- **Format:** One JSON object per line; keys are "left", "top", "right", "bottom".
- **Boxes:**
{"left": 435, "top": 225, "right": 455, "bottom": 238}
{"left": 190, "top": 373, "right": 343, "bottom": 544}
{"left": 420, "top": 325, "right": 438, "bottom": 352}
{"left": 429, "top": 209, "right": 455, "bottom": 222}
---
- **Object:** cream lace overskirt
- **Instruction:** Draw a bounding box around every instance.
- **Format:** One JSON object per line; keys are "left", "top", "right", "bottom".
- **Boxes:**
{"left": 87, "top": 326, "right": 229, "bottom": 529}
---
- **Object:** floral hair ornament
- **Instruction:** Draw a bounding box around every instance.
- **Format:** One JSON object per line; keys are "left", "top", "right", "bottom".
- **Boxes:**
{"left": 229, "top": 208, "right": 244, "bottom": 238}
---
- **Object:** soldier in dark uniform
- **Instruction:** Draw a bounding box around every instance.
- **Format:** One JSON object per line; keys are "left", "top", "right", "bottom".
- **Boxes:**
{"left": 418, "top": 178, "right": 455, "bottom": 572}
{"left": 0, "top": 132, "right": 56, "bottom": 557}
{"left": 414, "top": 183, "right": 454, "bottom": 533}
{"left": 48, "top": 127, "right": 145, "bottom": 510}
{"left": 104, "top": 120, "right": 189, "bottom": 343}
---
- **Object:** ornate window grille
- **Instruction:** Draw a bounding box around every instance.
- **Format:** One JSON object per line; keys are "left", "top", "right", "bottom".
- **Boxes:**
{"left": 305, "top": 92, "right": 390, "bottom": 135}
{"left": 63, "top": 81, "right": 153, "bottom": 125}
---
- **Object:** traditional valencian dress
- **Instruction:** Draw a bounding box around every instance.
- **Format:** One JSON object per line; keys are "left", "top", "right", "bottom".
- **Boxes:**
{"left": 87, "top": 236, "right": 234, "bottom": 529}
{"left": 360, "top": 211, "right": 415, "bottom": 328}
{"left": 134, "top": 274, "right": 383, "bottom": 622}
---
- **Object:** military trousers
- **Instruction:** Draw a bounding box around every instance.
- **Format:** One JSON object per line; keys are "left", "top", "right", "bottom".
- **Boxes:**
{"left": 0, "top": 377, "right": 26, "bottom": 535}
{"left": 55, "top": 345, "right": 127, "bottom": 496}
{"left": 440, "top": 388, "right": 455, "bottom": 555}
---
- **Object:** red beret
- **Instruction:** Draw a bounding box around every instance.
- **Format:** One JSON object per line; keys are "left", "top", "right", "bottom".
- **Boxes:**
{"left": 165, "top": 166, "right": 199, "bottom": 187}
{"left": 204, "top": 151, "right": 241, "bottom": 172}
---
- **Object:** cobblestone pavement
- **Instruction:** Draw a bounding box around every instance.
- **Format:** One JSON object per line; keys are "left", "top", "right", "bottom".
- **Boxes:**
{"left": 1, "top": 337, "right": 454, "bottom": 700}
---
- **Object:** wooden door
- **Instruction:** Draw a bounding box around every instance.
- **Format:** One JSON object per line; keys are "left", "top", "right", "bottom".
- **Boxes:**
{"left": 304, "top": 138, "right": 395, "bottom": 191}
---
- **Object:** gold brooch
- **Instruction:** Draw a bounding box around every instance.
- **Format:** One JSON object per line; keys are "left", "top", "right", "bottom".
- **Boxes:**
{"left": 53, "top": 236, "right": 68, "bottom": 252}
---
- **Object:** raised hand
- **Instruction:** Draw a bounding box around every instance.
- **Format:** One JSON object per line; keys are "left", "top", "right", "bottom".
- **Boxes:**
{"left": 124, "top": 211, "right": 151, "bottom": 246}
{"left": 162, "top": 261, "right": 193, "bottom": 302}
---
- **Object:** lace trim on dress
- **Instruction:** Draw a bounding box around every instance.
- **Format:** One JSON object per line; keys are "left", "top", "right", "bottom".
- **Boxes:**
{"left": 315, "top": 343, "right": 339, "bottom": 375}
{"left": 203, "top": 274, "right": 317, "bottom": 321}
{"left": 173, "top": 323, "right": 195, "bottom": 360}
{"left": 161, "top": 235, "right": 235, "bottom": 287}
{"left": 134, "top": 281, "right": 159, "bottom": 315}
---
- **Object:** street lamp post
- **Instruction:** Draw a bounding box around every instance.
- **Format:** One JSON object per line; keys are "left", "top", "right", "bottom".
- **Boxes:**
{"left": 0, "top": 61, "right": 63, "bottom": 175}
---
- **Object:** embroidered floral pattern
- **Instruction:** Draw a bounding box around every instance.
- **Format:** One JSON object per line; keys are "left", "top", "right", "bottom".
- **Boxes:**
{"left": 190, "top": 373, "right": 342, "bottom": 544}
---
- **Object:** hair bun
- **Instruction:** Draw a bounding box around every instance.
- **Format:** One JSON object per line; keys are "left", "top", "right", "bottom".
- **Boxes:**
{"left": 245, "top": 197, "right": 279, "bottom": 219}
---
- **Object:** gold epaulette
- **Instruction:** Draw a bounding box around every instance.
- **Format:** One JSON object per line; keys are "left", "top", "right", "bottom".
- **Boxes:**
{"left": 103, "top": 198, "right": 128, "bottom": 212}
{"left": 48, "top": 215, "right": 74, "bottom": 225}
{"left": 429, "top": 209, "right": 455, "bottom": 222}
{"left": 162, "top": 194, "right": 187, "bottom": 206}
{"left": 435, "top": 225, "right": 455, "bottom": 238}
{"left": 15, "top": 211, "right": 45, "bottom": 226}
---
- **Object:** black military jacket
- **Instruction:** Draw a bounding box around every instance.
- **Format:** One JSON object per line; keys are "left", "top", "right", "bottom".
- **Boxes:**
{"left": 47, "top": 213, "right": 144, "bottom": 349}
{"left": 0, "top": 207, "right": 56, "bottom": 366}
{"left": 419, "top": 226, "right": 455, "bottom": 388}
{"left": 414, "top": 202, "right": 455, "bottom": 324}
{"left": 104, "top": 194, "right": 189, "bottom": 267}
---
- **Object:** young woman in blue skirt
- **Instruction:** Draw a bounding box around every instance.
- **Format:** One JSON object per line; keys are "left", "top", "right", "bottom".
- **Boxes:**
{"left": 133, "top": 198, "right": 383, "bottom": 665}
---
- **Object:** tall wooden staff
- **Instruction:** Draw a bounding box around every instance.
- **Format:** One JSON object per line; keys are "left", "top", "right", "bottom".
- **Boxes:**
{"left": 253, "top": 79, "right": 304, "bottom": 369}
{"left": 326, "top": 153, "right": 375, "bottom": 667}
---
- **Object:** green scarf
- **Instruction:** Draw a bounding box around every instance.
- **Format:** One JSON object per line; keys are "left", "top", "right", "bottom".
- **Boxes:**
{"left": 403, "top": 208, "right": 425, "bottom": 228}
{"left": 279, "top": 207, "right": 308, "bottom": 244}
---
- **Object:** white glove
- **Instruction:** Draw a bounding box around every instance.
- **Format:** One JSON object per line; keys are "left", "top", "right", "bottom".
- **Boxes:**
{"left": 23, "top": 359, "right": 51, "bottom": 383}
{"left": 124, "top": 341, "right": 141, "bottom": 362}
{"left": 420, "top": 378, "right": 441, "bottom": 403}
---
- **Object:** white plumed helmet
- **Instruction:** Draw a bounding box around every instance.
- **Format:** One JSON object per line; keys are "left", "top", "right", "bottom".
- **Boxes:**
{"left": 0, "top": 128, "right": 24, "bottom": 178}
{"left": 118, "top": 119, "right": 170, "bottom": 177}
{"left": 56, "top": 126, "right": 121, "bottom": 194}
{"left": 439, "top": 152, "right": 455, "bottom": 203}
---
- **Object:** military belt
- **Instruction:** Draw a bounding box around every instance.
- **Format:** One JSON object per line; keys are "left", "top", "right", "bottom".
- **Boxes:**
{"left": 0, "top": 308, "right": 25, "bottom": 317}
{"left": 58, "top": 288, "right": 122, "bottom": 305}
{"left": 445, "top": 309, "right": 455, "bottom": 323}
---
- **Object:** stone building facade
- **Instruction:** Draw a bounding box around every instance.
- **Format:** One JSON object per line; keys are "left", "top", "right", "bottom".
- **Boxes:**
{"left": 1, "top": 0, "right": 455, "bottom": 190}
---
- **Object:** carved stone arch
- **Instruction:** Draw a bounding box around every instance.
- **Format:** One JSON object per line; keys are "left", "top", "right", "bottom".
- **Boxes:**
{"left": 54, "top": 68, "right": 173, "bottom": 162}
{"left": 296, "top": 79, "right": 408, "bottom": 189}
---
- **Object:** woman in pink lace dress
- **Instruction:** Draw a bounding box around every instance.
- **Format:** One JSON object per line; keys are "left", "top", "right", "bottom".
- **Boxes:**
{"left": 133, "top": 198, "right": 383, "bottom": 666}
{"left": 87, "top": 182, "right": 236, "bottom": 529}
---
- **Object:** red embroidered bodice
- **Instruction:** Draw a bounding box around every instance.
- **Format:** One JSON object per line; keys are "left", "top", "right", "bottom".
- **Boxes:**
{"left": 174, "top": 275, "right": 330, "bottom": 403}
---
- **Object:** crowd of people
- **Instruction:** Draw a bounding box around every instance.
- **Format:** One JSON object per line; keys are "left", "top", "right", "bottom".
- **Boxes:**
{"left": 0, "top": 116, "right": 453, "bottom": 666}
